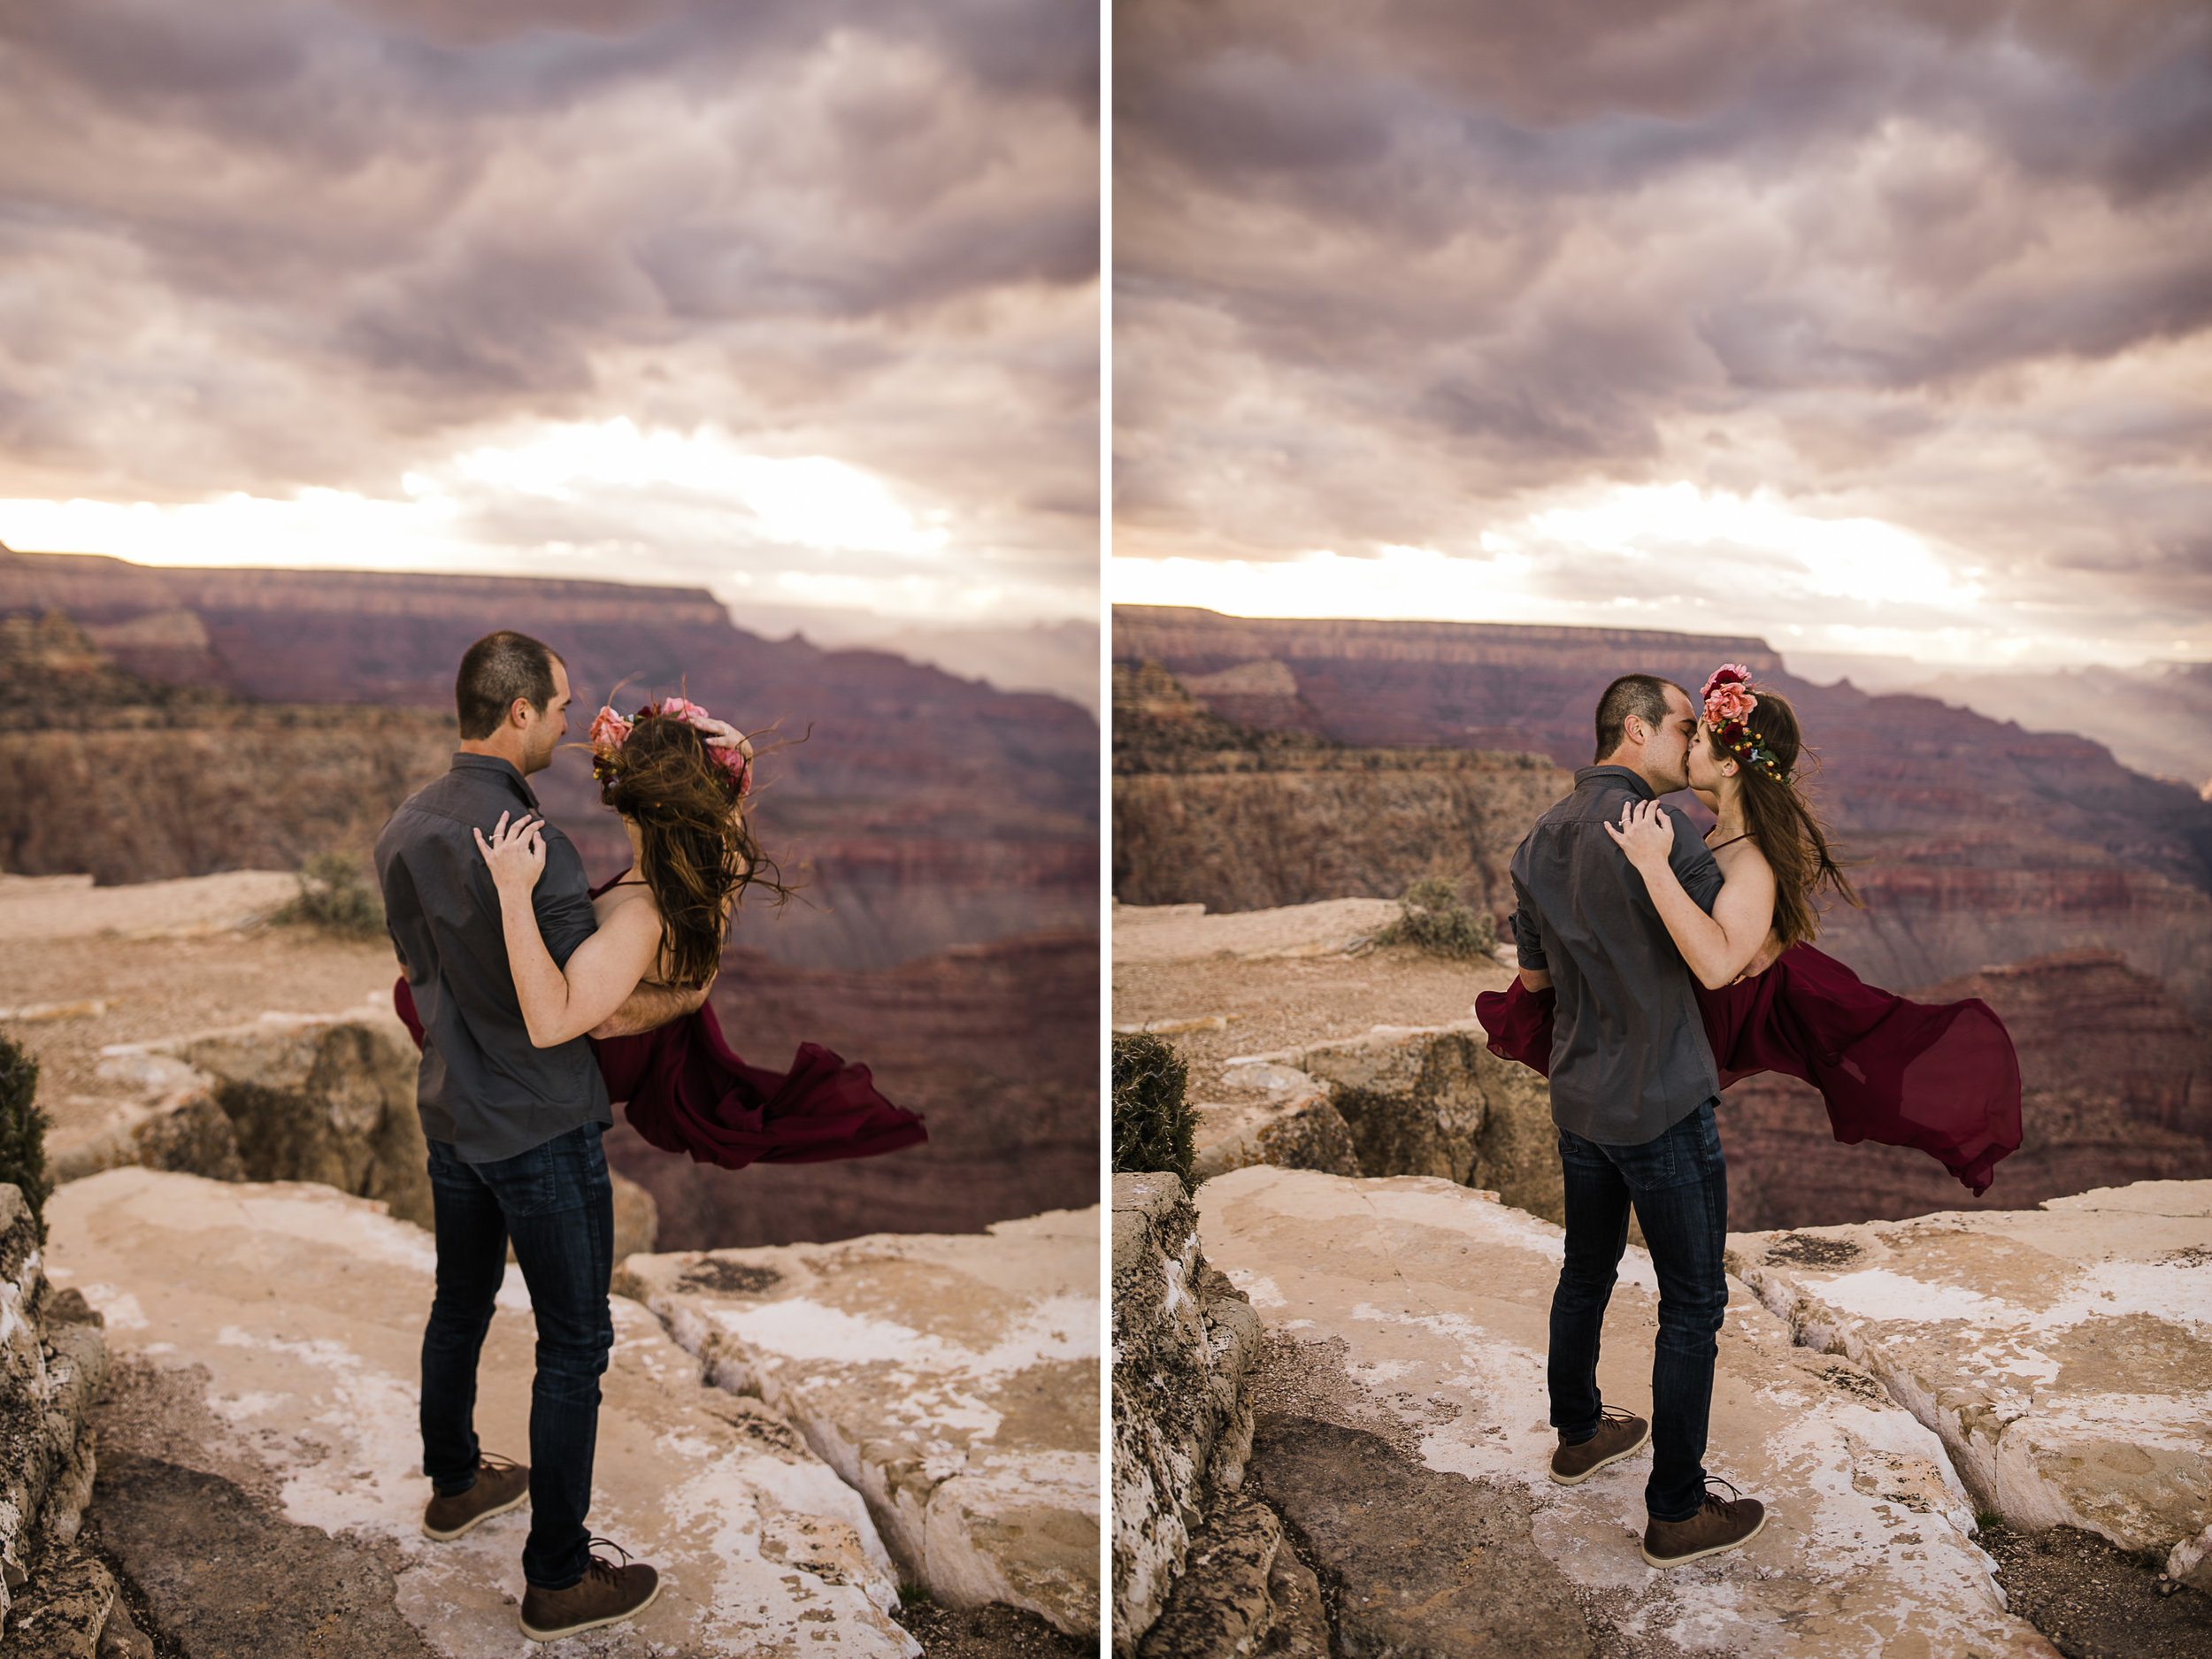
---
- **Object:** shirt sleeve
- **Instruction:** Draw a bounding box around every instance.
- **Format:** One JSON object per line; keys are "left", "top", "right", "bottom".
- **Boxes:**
{"left": 1670, "top": 816, "right": 1724, "bottom": 916}
{"left": 533, "top": 831, "right": 601, "bottom": 970}
{"left": 1509, "top": 877, "right": 1548, "bottom": 972}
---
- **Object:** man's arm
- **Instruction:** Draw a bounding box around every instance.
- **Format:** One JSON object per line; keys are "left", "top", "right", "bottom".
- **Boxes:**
{"left": 590, "top": 974, "right": 714, "bottom": 1040}
{"left": 1509, "top": 878, "right": 1552, "bottom": 991}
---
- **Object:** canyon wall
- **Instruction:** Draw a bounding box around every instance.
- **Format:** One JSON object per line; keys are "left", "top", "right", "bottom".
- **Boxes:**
{"left": 1112, "top": 605, "right": 2212, "bottom": 1018}
{"left": 1, "top": 551, "right": 1100, "bottom": 971}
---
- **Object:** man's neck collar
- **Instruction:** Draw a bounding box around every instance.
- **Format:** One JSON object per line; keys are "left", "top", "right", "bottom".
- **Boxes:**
{"left": 1578, "top": 762, "right": 1656, "bottom": 799}
{"left": 450, "top": 750, "right": 541, "bottom": 806}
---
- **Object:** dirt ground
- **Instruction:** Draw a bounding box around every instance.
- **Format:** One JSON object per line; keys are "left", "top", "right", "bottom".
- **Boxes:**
{"left": 1112, "top": 898, "right": 1517, "bottom": 1109}
{"left": 0, "top": 872, "right": 399, "bottom": 1147}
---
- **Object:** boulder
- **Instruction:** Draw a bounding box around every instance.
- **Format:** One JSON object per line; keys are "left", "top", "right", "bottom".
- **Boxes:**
{"left": 1191, "top": 1071, "right": 1360, "bottom": 1183}
{"left": 72, "top": 1017, "right": 658, "bottom": 1258}
{"left": 1196, "top": 1165, "right": 2062, "bottom": 1658}
{"left": 44, "top": 1167, "right": 918, "bottom": 1656}
{"left": 1222, "top": 1023, "right": 1562, "bottom": 1222}
{"left": 615, "top": 1207, "right": 1101, "bottom": 1640}
{"left": 1110, "top": 1172, "right": 1262, "bottom": 1656}
{"left": 1726, "top": 1179, "right": 2212, "bottom": 1589}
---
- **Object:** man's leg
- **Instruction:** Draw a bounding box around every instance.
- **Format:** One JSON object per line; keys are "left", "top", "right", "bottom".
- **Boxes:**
{"left": 421, "top": 1139, "right": 510, "bottom": 1495}
{"left": 1612, "top": 1101, "right": 1731, "bottom": 1524}
{"left": 1548, "top": 1125, "right": 1633, "bottom": 1442}
{"left": 478, "top": 1123, "right": 617, "bottom": 1593}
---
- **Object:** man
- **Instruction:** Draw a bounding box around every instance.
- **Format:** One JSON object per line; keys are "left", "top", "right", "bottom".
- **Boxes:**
{"left": 1508, "top": 672, "right": 1770, "bottom": 1567}
{"left": 374, "top": 631, "right": 704, "bottom": 1641}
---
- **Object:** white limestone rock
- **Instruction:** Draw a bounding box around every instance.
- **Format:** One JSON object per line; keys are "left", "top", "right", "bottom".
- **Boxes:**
{"left": 45, "top": 1167, "right": 917, "bottom": 1657}
{"left": 1200, "top": 1165, "right": 2062, "bottom": 1659}
{"left": 616, "top": 1208, "right": 1100, "bottom": 1640}
{"left": 1726, "top": 1179, "right": 2212, "bottom": 1590}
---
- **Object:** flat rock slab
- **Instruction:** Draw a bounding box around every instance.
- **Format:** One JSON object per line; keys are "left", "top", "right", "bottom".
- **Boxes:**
{"left": 618, "top": 1210, "right": 1101, "bottom": 1639}
{"left": 1199, "top": 1166, "right": 2061, "bottom": 1659}
{"left": 1725, "top": 1179, "right": 2212, "bottom": 1587}
{"left": 46, "top": 1168, "right": 917, "bottom": 1658}
{"left": 1111, "top": 900, "right": 1400, "bottom": 965}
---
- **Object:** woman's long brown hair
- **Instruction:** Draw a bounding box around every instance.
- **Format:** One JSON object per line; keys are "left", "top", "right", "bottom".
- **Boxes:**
{"left": 597, "top": 714, "right": 791, "bottom": 986}
{"left": 1723, "top": 691, "right": 1862, "bottom": 949}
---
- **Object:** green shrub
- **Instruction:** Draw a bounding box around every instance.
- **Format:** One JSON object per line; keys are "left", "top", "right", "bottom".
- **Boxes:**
{"left": 1376, "top": 876, "right": 1498, "bottom": 960}
{"left": 273, "top": 851, "right": 386, "bottom": 938}
{"left": 0, "top": 1028, "right": 50, "bottom": 1244}
{"left": 1112, "top": 1033, "right": 1196, "bottom": 1192}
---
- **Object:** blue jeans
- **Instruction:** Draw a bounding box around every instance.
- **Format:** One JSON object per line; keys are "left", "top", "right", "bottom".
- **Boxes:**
{"left": 421, "top": 1123, "right": 614, "bottom": 1590}
{"left": 1548, "top": 1100, "right": 1730, "bottom": 1523}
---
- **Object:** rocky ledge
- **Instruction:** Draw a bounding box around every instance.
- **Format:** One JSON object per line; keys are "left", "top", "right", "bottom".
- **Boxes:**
{"left": 45, "top": 1166, "right": 918, "bottom": 1656}
{"left": 1727, "top": 1179, "right": 2212, "bottom": 1590}
{"left": 1172, "top": 1165, "right": 2075, "bottom": 1657}
{"left": 616, "top": 1210, "right": 1102, "bottom": 1640}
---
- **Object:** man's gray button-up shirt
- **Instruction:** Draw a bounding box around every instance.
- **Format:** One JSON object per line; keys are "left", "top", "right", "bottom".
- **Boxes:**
{"left": 1509, "top": 764, "right": 1725, "bottom": 1147}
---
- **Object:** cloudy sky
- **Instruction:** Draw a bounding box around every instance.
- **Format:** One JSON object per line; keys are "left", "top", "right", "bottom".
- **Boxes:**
{"left": 0, "top": 1, "right": 1099, "bottom": 630}
{"left": 1112, "top": 0, "right": 2212, "bottom": 672}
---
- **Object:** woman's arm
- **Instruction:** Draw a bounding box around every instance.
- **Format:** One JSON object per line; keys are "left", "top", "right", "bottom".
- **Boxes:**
{"left": 476, "top": 812, "right": 666, "bottom": 1048}
{"left": 1604, "top": 801, "right": 1776, "bottom": 989}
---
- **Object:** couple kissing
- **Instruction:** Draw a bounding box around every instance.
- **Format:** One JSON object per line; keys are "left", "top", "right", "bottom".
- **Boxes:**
{"left": 1476, "top": 666, "right": 2023, "bottom": 1566}
{"left": 373, "top": 630, "right": 926, "bottom": 1642}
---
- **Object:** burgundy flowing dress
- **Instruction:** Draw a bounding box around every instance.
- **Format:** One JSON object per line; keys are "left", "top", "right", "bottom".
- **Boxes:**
{"left": 1475, "top": 943, "right": 2021, "bottom": 1196}
{"left": 393, "top": 872, "right": 927, "bottom": 1170}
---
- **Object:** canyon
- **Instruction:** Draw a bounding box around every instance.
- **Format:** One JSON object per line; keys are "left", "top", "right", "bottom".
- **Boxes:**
{"left": 1112, "top": 605, "right": 2212, "bottom": 1024}
{"left": 3, "top": 549, "right": 1100, "bottom": 1249}
{"left": 4, "top": 549, "right": 1100, "bottom": 970}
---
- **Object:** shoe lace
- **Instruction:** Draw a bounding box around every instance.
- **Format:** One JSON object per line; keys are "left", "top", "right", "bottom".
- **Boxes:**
{"left": 477, "top": 1452, "right": 524, "bottom": 1475}
{"left": 1700, "top": 1477, "right": 1744, "bottom": 1513}
{"left": 1597, "top": 1406, "right": 1640, "bottom": 1426}
{"left": 583, "top": 1537, "right": 635, "bottom": 1581}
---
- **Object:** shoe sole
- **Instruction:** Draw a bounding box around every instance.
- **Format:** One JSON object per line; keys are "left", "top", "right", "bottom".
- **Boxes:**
{"left": 519, "top": 1578, "right": 661, "bottom": 1642}
{"left": 421, "top": 1486, "right": 529, "bottom": 1542}
{"left": 1549, "top": 1420, "right": 1651, "bottom": 1486}
{"left": 1640, "top": 1507, "right": 1768, "bottom": 1567}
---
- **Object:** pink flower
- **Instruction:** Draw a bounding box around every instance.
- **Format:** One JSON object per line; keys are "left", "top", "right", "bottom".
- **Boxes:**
{"left": 587, "top": 706, "right": 632, "bottom": 751}
{"left": 1702, "top": 664, "right": 1758, "bottom": 726}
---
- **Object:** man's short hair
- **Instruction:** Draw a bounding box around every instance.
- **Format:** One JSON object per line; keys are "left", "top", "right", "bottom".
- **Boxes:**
{"left": 456, "top": 631, "right": 563, "bottom": 741}
{"left": 1593, "top": 673, "right": 1686, "bottom": 764}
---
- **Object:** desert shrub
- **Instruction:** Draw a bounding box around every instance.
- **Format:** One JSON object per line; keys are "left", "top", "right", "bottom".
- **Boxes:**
{"left": 273, "top": 851, "right": 385, "bottom": 938}
{"left": 1112, "top": 1033, "right": 1196, "bottom": 1192}
{"left": 1377, "top": 876, "right": 1498, "bottom": 960}
{"left": 0, "top": 1028, "right": 50, "bottom": 1243}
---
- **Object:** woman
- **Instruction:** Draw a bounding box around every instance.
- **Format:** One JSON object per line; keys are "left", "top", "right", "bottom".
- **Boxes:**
{"left": 401, "top": 695, "right": 926, "bottom": 1170}
{"left": 1478, "top": 665, "right": 2021, "bottom": 1196}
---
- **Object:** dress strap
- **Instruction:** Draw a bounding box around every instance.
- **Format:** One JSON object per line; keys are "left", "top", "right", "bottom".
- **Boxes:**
{"left": 1707, "top": 832, "right": 1752, "bottom": 853}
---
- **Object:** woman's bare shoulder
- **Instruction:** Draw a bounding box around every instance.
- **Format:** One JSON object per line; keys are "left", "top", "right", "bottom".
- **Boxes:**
{"left": 1715, "top": 835, "right": 1776, "bottom": 882}
{"left": 592, "top": 880, "right": 663, "bottom": 925}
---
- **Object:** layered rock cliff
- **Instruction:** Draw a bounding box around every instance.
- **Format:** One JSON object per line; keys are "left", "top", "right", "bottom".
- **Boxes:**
{"left": 2, "top": 550, "right": 1100, "bottom": 971}
{"left": 1112, "top": 662, "right": 1569, "bottom": 918}
{"left": 1113, "top": 605, "right": 2212, "bottom": 1020}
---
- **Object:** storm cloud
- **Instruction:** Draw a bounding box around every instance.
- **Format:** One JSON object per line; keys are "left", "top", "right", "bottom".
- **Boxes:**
{"left": 0, "top": 0, "right": 1098, "bottom": 622}
{"left": 1113, "top": 0, "right": 2212, "bottom": 665}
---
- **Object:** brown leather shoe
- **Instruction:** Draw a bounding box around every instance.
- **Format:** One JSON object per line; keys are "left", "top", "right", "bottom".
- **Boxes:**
{"left": 422, "top": 1454, "right": 530, "bottom": 1540}
{"left": 519, "top": 1541, "right": 662, "bottom": 1642}
{"left": 1549, "top": 1406, "right": 1650, "bottom": 1485}
{"left": 1642, "top": 1480, "right": 1768, "bottom": 1566}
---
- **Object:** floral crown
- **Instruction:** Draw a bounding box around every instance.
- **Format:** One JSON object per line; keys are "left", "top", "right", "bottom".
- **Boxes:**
{"left": 588, "top": 696, "right": 751, "bottom": 797}
{"left": 1701, "top": 664, "right": 1790, "bottom": 783}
